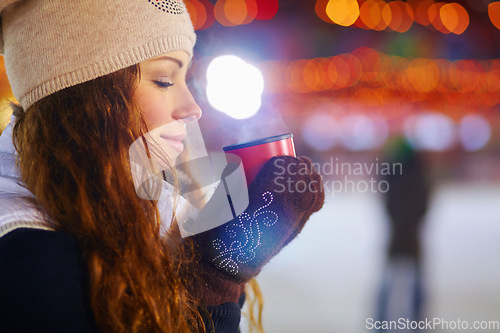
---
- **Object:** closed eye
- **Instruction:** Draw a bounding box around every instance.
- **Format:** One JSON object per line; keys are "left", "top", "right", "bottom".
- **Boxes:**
{"left": 154, "top": 80, "right": 174, "bottom": 89}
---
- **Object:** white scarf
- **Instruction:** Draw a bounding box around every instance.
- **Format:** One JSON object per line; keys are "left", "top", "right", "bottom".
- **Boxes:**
{"left": 0, "top": 117, "right": 51, "bottom": 238}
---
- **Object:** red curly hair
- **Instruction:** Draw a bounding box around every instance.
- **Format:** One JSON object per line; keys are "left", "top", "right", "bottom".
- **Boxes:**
{"left": 12, "top": 65, "right": 205, "bottom": 332}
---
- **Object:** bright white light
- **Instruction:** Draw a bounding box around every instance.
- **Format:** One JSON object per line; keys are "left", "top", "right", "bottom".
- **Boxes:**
{"left": 301, "top": 112, "right": 338, "bottom": 151}
{"left": 339, "top": 115, "right": 389, "bottom": 151}
{"left": 404, "top": 112, "right": 456, "bottom": 151}
{"left": 459, "top": 114, "right": 491, "bottom": 151}
{"left": 206, "top": 55, "right": 264, "bottom": 120}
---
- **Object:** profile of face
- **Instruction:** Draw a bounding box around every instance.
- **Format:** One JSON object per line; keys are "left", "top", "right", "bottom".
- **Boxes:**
{"left": 133, "top": 50, "right": 202, "bottom": 165}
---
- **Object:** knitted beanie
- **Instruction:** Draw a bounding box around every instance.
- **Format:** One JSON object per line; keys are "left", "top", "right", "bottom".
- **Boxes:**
{"left": 0, "top": 0, "right": 196, "bottom": 109}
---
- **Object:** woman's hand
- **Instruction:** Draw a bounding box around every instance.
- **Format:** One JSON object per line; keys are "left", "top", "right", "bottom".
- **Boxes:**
{"left": 186, "top": 156, "right": 324, "bottom": 305}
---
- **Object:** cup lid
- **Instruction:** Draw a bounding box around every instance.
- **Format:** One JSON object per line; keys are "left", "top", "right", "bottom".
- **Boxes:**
{"left": 223, "top": 133, "right": 293, "bottom": 151}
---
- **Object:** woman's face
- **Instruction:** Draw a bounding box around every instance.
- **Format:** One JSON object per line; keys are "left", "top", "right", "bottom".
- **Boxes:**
{"left": 133, "top": 50, "right": 201, "bottom": 160}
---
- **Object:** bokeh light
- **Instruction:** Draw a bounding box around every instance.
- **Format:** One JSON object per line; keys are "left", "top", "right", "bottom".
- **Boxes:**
{"left": 185, "top": 0, "right": 215, "bottom": 30}
{"left": 254, "top": 48, "right": 500, "bottom": 111}
{"left": 384, "top": 1, "right": 414, "bottom": 32}
{"left": 212, "top": 0, "right": 276, "bottom": 27}
{"left": 404, "top": 112, "right": 456, "bottom": 151}
{"left": 206, "top": 55, "right": 264, "bottom": 119}
{"left": 339, "top": 115, "right": 389, "bottom": 151}
{"left": 226, "top": 0, "right": 247, "bottom": 25}
{"left": 489, "top": 2, "right": 500, "bottom": 30}
{"left": 325, "top": 0, "right": 360, "bottom": 27}
{"left": 404, "top": 58, "right": 440, "bottom": 93}
{"left": 301, "top": 112, "right": 339, "bottom": 151}
{"left": 0, "top": 58, "right": 13, "bottom": 100}
{"left": 315, "top": 0, "right": 335, "bottom": 24}
{"left": 449, "top": 60, "right": 482, "bottom": 93}
{"left": 458, "top": 114, "right": 491, "bottom": 151}
{"left": 314, "top": 0, "right": 470, "bottom": 34}
{"left": 360, "top": 0, "right": 388, "bottom": 31}
{"left": 185, "top": 0, "right": 206, "bottom": 30}
{"left": 440, "top": 3, "right": 469, "bottom": 35}
{"left": 254, "top": 0, "right": 279, "bottom": 20}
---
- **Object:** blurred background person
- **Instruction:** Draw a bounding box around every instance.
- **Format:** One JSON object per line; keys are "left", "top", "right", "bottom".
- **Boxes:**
{"left": 377, "top": 138, "right": 432, "bottom": 331}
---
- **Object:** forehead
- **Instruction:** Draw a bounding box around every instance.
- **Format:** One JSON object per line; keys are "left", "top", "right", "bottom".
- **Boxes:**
{"left": 145, "top": 50, "right": 190, "bottom": 67}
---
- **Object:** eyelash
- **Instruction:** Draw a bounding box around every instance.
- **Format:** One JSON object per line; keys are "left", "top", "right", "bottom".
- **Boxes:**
{"left": 154, "top": 80, "right": 174, "bottom": 89}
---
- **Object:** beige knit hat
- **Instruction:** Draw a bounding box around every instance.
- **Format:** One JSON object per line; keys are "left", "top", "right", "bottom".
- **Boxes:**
{"left": 0, "top": 0, "right": 196, "bottom": 109}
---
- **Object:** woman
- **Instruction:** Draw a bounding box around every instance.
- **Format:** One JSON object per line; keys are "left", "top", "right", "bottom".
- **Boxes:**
{"left": 0, "top": 1, "right": 324, "bottom": 332}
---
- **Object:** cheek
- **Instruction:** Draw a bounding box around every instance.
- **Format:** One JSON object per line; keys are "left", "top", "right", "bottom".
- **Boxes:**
{"left": 134, "top": 88, "right": 173, "bottom": 129}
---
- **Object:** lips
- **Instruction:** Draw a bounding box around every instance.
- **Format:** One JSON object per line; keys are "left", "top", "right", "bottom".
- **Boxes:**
{"left": 160, "top": 133, "right": 186, "bottom": 153}
{"left": 160, "top": 132, "right": 186, "bottom": 141}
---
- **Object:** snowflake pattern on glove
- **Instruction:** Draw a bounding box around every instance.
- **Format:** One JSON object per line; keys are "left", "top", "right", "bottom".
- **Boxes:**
{"left": 211, "top": 191, "right": 279, "bottom": 275}
{"left": 148, "top": 0, "right": 186, "bottom": 14}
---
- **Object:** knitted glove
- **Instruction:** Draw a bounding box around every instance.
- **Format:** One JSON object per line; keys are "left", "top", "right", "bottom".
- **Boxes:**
{"left": 187, "top": 155, "right": 324, "bottom": 306}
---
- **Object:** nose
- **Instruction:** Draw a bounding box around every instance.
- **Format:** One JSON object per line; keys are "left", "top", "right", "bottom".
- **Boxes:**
{"left": 173, "top": 86, "right": 202, "bottom": 124}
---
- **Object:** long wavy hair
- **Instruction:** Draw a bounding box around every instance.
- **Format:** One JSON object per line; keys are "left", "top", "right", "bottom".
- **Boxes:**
{"left": 12, "top": 65, "right": 205, "bottom": 332}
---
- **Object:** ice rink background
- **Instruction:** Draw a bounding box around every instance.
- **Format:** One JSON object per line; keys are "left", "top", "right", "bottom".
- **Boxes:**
{"left": 243, "top": 181, "right": 500, "bottom": 333}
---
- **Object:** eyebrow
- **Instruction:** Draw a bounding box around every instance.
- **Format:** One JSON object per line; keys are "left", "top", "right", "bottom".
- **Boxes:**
{"left": 148, "top": 56, "right": 184, "bottom": 68}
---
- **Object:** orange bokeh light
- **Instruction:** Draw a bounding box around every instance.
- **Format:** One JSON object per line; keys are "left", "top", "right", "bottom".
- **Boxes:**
{"left": 242, "top": 0, "right": 258, "bottom": 24}
{"left": 385, "top": 1, "right": 414, "bottom": 32}
{"left": 414, "top": 0, "right": 434, "bottom": 26}
{"left": 429, "top": 2, "right": 450, "bottom": 33}
{"left": 434, "top": 59, "right": 452, "bottom": 93}
{"left": 343, "top": 53, "right": 363, "bottom": 86}
{"left": 327, "top": 58, "right": 339, "bottom": 88}
{"left": 405, "top": 58, "right": 440, "bottom": 92}
{"left": 208, "top": 0, "right": 279, "bottom": 27}
{"left": 316, "top": 0, "right": 334, "bottom": 24}
{"left": 199, "top": 0, "right": 216, "bottom": 30}
{"left": 224, "top": 0, "right": 247, "bottom": 25}
{"left": 440, "top": 3, "right": 469, "bottom": 34}
{"left": 315, "top": 0, "right": 473, "bottom": 35}
{"left": 0, "top": 57, "right": 13, "bottom": 100}
{"left": 353, "top": 47, "right": 381, "bottom": 83}
{"left": 325, "top": 0, "right": 360, "bottom": 27}
{"left": 303, "top": 59, "right": 321, "bottom": 92}
{"left": 449, "top": 60, "right": 482, "bottom": 93}
{"left": 360, "top": 0, "right": 387, "bottom": 30}
{"left": 286, "top": 60, "right": 310, "bottom": 93}
{"left": 255, "top": 49, "right": 500, "bottom": 112}
{"left": 488, "top": 2, "right": 500, "bottom": 29}
{"left": 440, "top": 3, "right": 459, "bottom": 33}
{"left": 185, "top": 0, "right": 207, "bottom": 30}
{"left": 317, "top": 58, "right": 335, "bottom": 90}
{"left": 214, "top": 0, "right": 233, "bottom": 26}
{"left": 487, "top": 60, "right": 500, "bottom": 92}
{"left": 314, "top": 0, "right": 333, "bottom": 23}
{"left": 214, "top": 0, "right": 258, "bottom": 26}
{"left": 330, "top": 55, "right": 352, "bottom": 88}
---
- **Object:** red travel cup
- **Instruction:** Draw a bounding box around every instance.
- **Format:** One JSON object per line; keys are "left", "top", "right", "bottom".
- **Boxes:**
{"left": 223, "top": 133, "right": 296, "bottom": 185}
